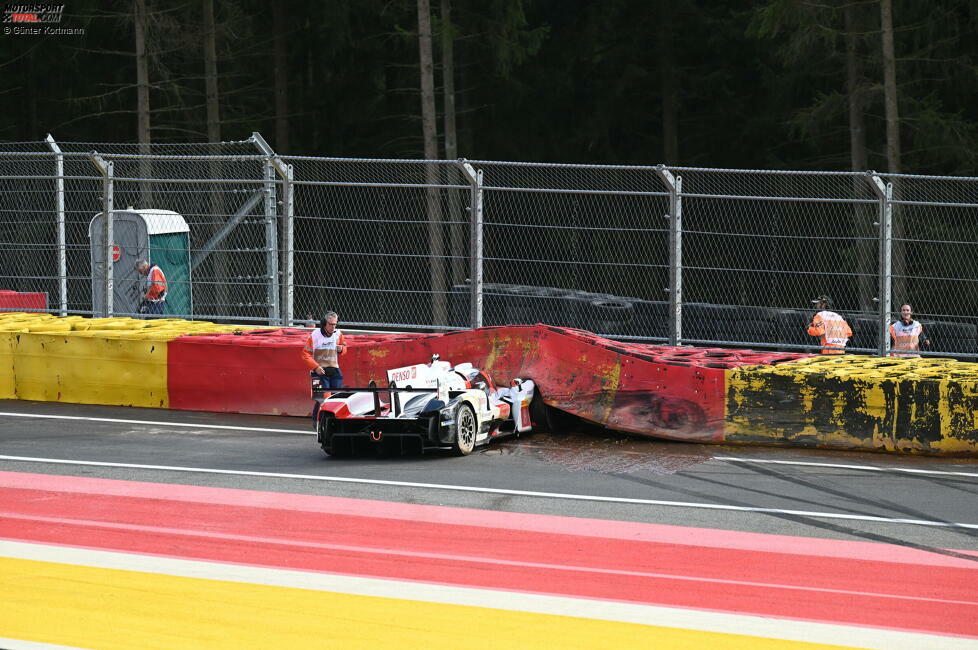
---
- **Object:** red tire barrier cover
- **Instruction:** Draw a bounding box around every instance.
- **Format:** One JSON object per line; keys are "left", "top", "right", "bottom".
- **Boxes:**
{"left": 167, "top": 333, "right": 311, "bottom": 416}
{"left": 0, "top": 290, "right": 47, "bottom": 312}
{"left": 167, "top": 324, "right": 812, "bottom": 439}
{"left": 337, "top": 325, "right": 810, "bottom": 443}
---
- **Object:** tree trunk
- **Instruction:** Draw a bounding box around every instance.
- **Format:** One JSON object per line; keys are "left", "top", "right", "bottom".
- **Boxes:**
{"left": 658, "top": 0, "right": 678, "bottom": 164}
{"left": 203, "top": 0, "right": 221, "bottom": 143}
{"left": 442, "top": 0, "right": 464, "bottom": 316}
{"left": 203, "top": 0, "right": 226, "bottom": 319}
{"left": 441, "top": 0, "right": 457, "bottom": 161}
{"left": 418, "top": 0, "right": 447, "bottom": 326}
{"left": 134, "top": 0, "right": 152, "bottom": 206}
{"left": 880, "top": 0, "right": 900, "bottom": 176}
{"left": 418, "top": 0, "right": 438, "bottom": 159}
{"left": 845, "top": 1, "right": 874, "bottom": 314}
{"left": 273, "top": 4, "right": 290, "bottom": 153}
{"left": 879, "top": 0, "right": 905, "bottom": 311}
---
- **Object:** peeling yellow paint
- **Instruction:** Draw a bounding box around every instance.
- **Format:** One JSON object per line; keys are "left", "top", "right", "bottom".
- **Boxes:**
{"left": 726, "top": 356, "right": 978, "bottom": 455}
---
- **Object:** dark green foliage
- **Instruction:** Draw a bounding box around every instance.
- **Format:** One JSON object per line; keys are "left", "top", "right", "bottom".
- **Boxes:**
{"left": 1, "top": 0, "right": 976, "bottom": 170}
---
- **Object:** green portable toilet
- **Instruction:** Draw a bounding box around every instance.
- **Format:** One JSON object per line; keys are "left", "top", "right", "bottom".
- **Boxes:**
{"left": 90, "top": 208, "right": 192, "bottom": 317}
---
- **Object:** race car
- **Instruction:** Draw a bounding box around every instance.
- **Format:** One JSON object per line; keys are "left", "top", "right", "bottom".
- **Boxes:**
{"left": 312, "top": 355, "right": 541, "bottom": 457}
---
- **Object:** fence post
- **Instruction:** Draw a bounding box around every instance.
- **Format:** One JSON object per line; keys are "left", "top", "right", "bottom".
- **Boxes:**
{"left": 656, "top": 166, "right": 682, "bottom": 345}
{"left": 280, "top": 163, "right": 294, "bottom": 326}
{"left": 251, "top": 132, "right": 282, "bottom": 325}
{"left": 869, "top": 173, "right": 892, "bottom": 356}
{"left": 456, "top": 159, "right": 483, "bottom": 328}
{"left": 89, "top": 153, "right": 114, "bottom": 317}
{"left": 45, "top": 134, "right": 67, "bottom": 316}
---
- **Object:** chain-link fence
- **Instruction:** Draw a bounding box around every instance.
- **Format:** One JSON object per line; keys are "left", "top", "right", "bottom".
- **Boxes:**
{"left": 2, "top": 135, "right": 977, "bottom": 358}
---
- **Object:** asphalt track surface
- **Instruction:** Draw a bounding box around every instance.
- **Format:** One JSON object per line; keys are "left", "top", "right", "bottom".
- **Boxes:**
{"left": 3, "top": 399, "right": 978, "bottom": 648}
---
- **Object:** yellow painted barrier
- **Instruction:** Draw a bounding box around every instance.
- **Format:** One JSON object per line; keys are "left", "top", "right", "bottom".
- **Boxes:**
{"left": 0, "top": 331, "right": 15, "bottom": 399}
{"left": 15, "top": 332, "right": 172, "bottom": 407}
{"left": 3, "top": 315, "right": 254, "bottom": 407}
{"left": 727, "top": 355, "right": 978, "bottom": 454}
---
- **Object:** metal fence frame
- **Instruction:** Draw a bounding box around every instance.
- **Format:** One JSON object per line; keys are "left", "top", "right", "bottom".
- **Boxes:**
{"left": 2, "top": 134, "right": 977, "bottom": 359}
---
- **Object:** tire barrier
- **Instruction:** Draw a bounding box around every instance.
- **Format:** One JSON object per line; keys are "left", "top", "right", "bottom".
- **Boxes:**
{"left": 167, "top": 328, "right": 313, "bottom": 416}
{"left": 727, "top": 355, "right": 978, "bottom": 454}
{"left": 334, "top": 325, "right": 810, "bottom": 443}
{"left": 772, "top": 309, "right": 811, "bottom": 349}
{"left": 850, "top": 317, "right": 879, "bottom": 352}
{"left": 682, "top": 303, "right": 740, "bottom": 343}
{"left": 0, "top": 290, "right": 47, "bottom": 312}
{"left": 583, "top": 298, "right": 634, "bottom": 337}
{"left": 450, "top": 283, "right": 669, "bottom": 339}
{"left": 452, "top": 283, "right": 586, "bottom": 330}
{"left": 5, "top": 313, "right": 977, "bottom": 455}
{"left": 924, "top": 320, "right": 977, "bottom": 360}
{"left": 0, "top": 312, "right": 252, "bottom": 408}
{"left": 450, "top": 288, "right": 978, "bottom": 357}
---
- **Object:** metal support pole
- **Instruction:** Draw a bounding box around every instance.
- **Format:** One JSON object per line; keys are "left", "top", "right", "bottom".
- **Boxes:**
{"left": 870, "top": 173, "right": 892, "bottom": 356}
{"left": 46, "top": 134, "right": 67, "bottom": 316}
{"left": 656, "top": 166, "right": 682, "bottom": 345}
{"left": 191, "top": 191, "right": 266, "bottom": 271}
{"left": 251, "top": 132, "right": 292, "bottom": 326}
{"left": 457, "top": 160, "right": 483, "bottom": 328}
{"left": 90, "top": 154, "right": 114, "bottom": 317}
{"left": 281, "top": 164, "right": 294, "bottom": 326}
{"left": 263, "top": 158, "right": 280, "bottom": 325}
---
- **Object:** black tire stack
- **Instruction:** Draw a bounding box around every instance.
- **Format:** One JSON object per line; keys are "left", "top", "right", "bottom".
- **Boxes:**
{"left": 450, "top": 285, "right": 978, "bottom": 358}
{"left": 773, "top": 309, "right": 812, "bottom": 350}
{"left": 850, "top": 317, "right": 880, "bottom": 353}
{"left": 922, "top": 320, "right": 977, "bottom": 360}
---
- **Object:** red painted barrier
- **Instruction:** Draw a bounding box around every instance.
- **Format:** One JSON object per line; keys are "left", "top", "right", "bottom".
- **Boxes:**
{"left": 335, "top": 326, "right": 811, "bottom": 442}
{"left": 0, "top": 290, "right": 47, "bottom": 312}
{"left": 167, "top": 331, "right": 311, "bottom": 415}
{"left": 166, "top": 325, "right": 813, "bottom": 439}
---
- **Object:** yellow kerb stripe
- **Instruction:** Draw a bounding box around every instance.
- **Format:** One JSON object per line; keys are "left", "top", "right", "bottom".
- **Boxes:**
{"left": 1, "top": 557, "right": 840, "bottom": 650}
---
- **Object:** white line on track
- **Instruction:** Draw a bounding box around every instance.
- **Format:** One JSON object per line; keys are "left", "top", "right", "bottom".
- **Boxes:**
{"left": 0, "top": 639, "right": 78, "bottom": 650}
{"left": 3, "top": 411, "right": 975, "bottom": 478}
{"left": 714, "top": 456, "right": 978, "bottom": 478}
{"left": 1, "top": 454, "right": 976, "bottom": 531}
{"left": 0, "top": 411, "right": 311, "bottom": 435}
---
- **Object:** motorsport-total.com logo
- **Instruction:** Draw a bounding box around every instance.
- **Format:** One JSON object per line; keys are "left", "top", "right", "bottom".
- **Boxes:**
{"left": 3, "top": 3, "right": 84, "bottom": 35}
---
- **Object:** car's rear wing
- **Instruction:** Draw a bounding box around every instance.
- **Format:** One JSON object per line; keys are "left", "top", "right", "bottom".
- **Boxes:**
{"left": 313, "top": 384, "right": 442, "bottom": 419}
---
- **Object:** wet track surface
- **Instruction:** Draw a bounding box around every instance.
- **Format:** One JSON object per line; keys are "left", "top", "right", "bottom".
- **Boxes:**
{"left": 2, "top": 398, "right": 977, "bottom": 553}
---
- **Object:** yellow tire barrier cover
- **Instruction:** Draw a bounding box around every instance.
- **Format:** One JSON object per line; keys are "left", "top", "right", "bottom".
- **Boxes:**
{"left": 0, "top": 331, "right": 15, "bottom": 399}
{"left": 726, "top": 355, "right": 978, "bottom": 454}
{"left": 15, "top": 332, "right": 170, "bottom": 408}
{"left": 2, "top": 315, "right": 253, "bottom": 408}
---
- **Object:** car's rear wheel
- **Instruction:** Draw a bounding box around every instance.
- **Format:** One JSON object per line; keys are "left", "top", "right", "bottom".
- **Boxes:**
{"left": 451, "top": 403, "right": 477, "bottom": 456}
{"left": 527, "top": 389, "right": 552, "bottom": 433}
{"left": 318, "top": 415, "right": 347, "bottom": 458}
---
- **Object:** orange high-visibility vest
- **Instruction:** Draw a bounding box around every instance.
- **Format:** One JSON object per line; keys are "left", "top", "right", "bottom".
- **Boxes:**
{"left": 890, "top": 319, "right": 925, "bottom": 357}
{"left": 807, "top": 310, "right": 852, "bottom": 354}
{"left": 301, "top": 329, "right": 347, "bottom": 371}
{"left": 145, "top": 265, "right": 167, "bottom": 301}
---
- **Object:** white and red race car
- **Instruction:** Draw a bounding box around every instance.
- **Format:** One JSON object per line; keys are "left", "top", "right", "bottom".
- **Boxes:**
{"left": 313, "top": 355, "right": 541, "bottom": 457}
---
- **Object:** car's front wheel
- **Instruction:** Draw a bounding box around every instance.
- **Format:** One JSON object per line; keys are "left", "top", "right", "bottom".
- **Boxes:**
{"left": 451, "top": 403, "right": 477, "bottom": 456}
